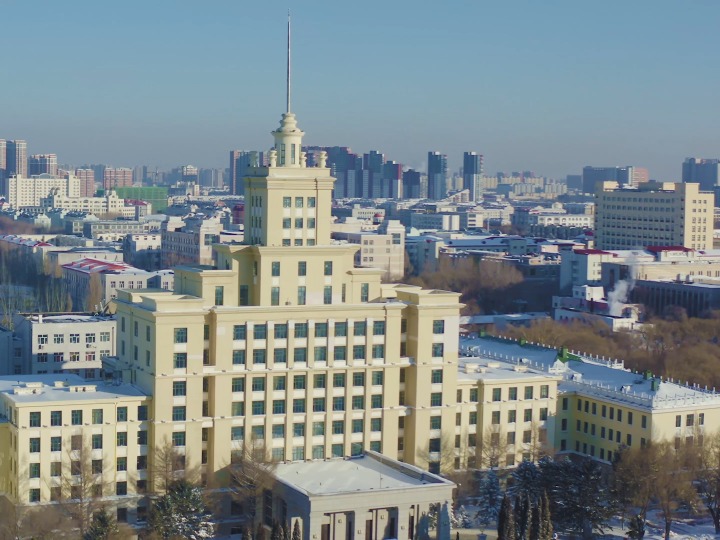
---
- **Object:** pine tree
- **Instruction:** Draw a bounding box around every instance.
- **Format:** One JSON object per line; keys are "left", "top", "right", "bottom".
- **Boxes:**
{"left": 476, "top": 470, "right": 502, "bottom": 532}
{"left": 148, "top": 480, "right": 214, "bottom": 539}
{"left": 271, "top": 521, "right": 281, "bottom": 540}
{"left": 455, "top": 506, "right": 472, "bottom": 529}
{"left": 83, "top": 508, "right": 119, "bottom": 540}
{"left": 540, "top": 492, "right": 554, "bottom": 540}
{"left": 514, "top": 494, "right": 532, "bottom": 540}
{"left": 256, "top": 523, "right": 267, "bottom": 540}
{"left": 292, "top": 520, "right": 302, "bottom": 540}
{"left": 529, "top": 502, "right": 540, "bottom": 540}
{"left": 627, "top": 514, "right": 645, "bottom": 539}
{"left": 497, "top": 495, "right": 515, "bottom": 540}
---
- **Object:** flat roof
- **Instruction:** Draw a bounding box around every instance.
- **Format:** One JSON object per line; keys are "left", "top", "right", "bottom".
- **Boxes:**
{"left": 0, "top": 374, "right": 148, "bottom": 405}
{"left": 273, "top": 451, "right": 452, "bottom": 496}
{"left": 460, "top": 336, "right": 720, "bottom": 409}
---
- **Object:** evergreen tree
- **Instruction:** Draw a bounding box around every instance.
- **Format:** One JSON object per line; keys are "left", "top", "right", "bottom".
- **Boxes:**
{"left": 281, "top": 522, "right": 289, "bottom": 540}
{"left": 529, "top": 502, "right": 540, "bottom": 540}
{"left": 475, "top": 470, "right": 502, "bottom": 532}
{"left": 454, "top": 506, "right": 472, "bottom": 529}
{"left": 540, "top": 492, "right": 554, "bottom": 540}
{"left": 148, "top": 480, "right": 214, "bottom": 539}
{"left": 514, "top": 494, "right": 532, "bottom": 540}
{"left": 256, "top": 523, "right": 267, "bottom": 540}
{"left": 83, "top": 508, "right": 119, "bottom": 540}
{"left": 508, "top": 461, "right": 544, "bottom": 505}
{"left": 271, "top": 521, "right": 282, "bottom": 540}
{"left": 292, "top": 520, "right": 302, "bottom": 540}
{"left": 497, "top": 495, "right": 515, "bottom": 540}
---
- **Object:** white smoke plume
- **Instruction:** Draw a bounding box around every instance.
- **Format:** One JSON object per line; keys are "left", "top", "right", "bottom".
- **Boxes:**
{"left": 607, "top": 252, "right": 639, "bottom": 317}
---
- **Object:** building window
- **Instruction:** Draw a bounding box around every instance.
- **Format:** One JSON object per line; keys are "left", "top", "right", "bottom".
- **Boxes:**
{"left": 232, "top": 402, "right": 245, "bottom": 416}
{"left": 232, "top": 350, "right": 246, "bottom": 365}
{"left": 29, "top": 412, "right": 41, "bottom": 427}
{"left": 334, "top": 346, "right": 346, "bottom": 361}
{"left": 334, "top": 322, "right": 347, "bottom": 336}
{"left": 492, "top": 388, "right": 501, "bottom": 401}
{"left": 433, "top": 320, "right": 445, "bottom": 334}
{"left": 173, "top": 381, "right": 187, "bottom": 396}
{"left": 274, "top": 348, "right": 287, "bottom": 363}
{"left": 293, "top": 399, "right": 306, "bottom": 413}
{"left": 174, "top": 328, "right": 188, "bottom": 343}
{"left": 313, "top": 398, "right": 326, "bottom": 412}
{"left": 92, "top": 409, "right": 103, "bottom": 424}
{"left": 274, "top": 324, "right": 288, "bottom": 339}
{"left": 431, "top": 343, "right": 444, "bottom": 357}
{"left": 232, "top": 378, "right": 245, "bottom": 392}
{"left": 360, "top": 283, "right": 369, "bottom": 302}
{"left": 323, "top": 286, "right": 332, "bottom": 304}
{"left": 373, "top": 321, "right": 386, "bottom": 335}
{"left": 172, "top": 406, "right": 186, "bottom": 421}
{"left": 253, "top": 324, "right": 267, "bottom": 340}
{"left": 233, "top": 324, "right": 247, "bottom": 340}
{"left": 540, "top": 385, "right": 549, "bottom": 398}
{"left": 297, "top": 286, "right": 307, "bottom": 305}
{"left": 353, "top": 345, "right": 366, "bottom": 360}
{"left": 293, "top": 375, "right": 306, "bottom": 389}
{"left": 283, "top": 196, "right": 291, "bottom": 208}
{"left": 524, "top": 386, "right": 534, "bottom": 399}
{"left": 271, "top": 287, "right": 280, "bottom": 306}
{"left": 92, "top": 434, "right": 103, "bottom": 449}
{"left": 430, "top": 393, "right": 442, "bottom": 406}
{"left": 271, "top": 261, "right": 280, "bottom": 277}
{"left": 51, "top": 436, "right": 61, "bottom": 451}
{"left": 174, "top": 353, "right": 187, "bottom": 368}
{"left": 71, "top": 410, "right": 83, "bottom": 425}
{"left": 324, "top": 261, "right": 333, "bottom": 276}
{"left": 253, "top": 350, "right": 266, "bottom": 365}
{"left": 294, "top": 348, "right": 307, "bottom": 363}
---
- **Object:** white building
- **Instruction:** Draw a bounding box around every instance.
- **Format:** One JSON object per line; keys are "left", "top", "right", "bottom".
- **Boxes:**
{"left": 0, "top": 174, "right": 80, "bottom": 209}
{"left": 40, "top": 189, "right": 145, "bottom": 219}
{"left": 9, "top": 313, "right": 116, "bottom": 379}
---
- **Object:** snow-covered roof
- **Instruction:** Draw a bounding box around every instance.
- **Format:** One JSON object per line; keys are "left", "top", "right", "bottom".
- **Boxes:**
{"left": 459, "top": 336, "right": 720, "bottom": 410}
{"left": 0, "top": 374, "right": 147, "bottom": 405}
{"left": 272, "top": 451, "right": 453, "bottom": 496}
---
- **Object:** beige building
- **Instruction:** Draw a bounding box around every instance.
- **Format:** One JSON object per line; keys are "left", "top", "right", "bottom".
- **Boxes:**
{"left": 40, "top": 189, "right": 142, "bottom": 218}
{"left": 331, "top": 219, "right": 406, "bottom": 280}
{"left": 595, "top": 181, "right": 714, "bottom": 250}
{"left": 0, "top": 375, "right": 150, "bottom": 524}
{"left": 0, "top": 174, "right": 81, "bottom": 209}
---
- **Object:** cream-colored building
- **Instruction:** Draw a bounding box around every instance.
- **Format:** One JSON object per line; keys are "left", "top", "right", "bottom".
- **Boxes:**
{"left": 40, "top": 189, "right": 142, "bottom": 219}
{"left": 595, "top": 181, "right": 714, "bottom": 251}
{"left": 460, "top": 336, "right": 720, "bottom": 465}
{"left": 0, "top": 375, "right": 150, "bottom": 524}
{"left": 0, "top": 174, "right": 81, "bottom": 209}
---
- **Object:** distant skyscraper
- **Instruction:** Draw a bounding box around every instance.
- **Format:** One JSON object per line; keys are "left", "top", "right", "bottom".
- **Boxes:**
{"left": 230, "top": 150, "right": 262, "bottom": 196}
{"left": 75, "top": 168, "right": 95, "bottom": 197}
{"left": 462, "top": 151, "right": 484, "bottom": 201}
{"left": 582, "top": 165, "right": 643, "bottom": 194}
{"left": 383, "top": 160, "right": 403, "bottom": 199}
{"left": 181, "top": 165, "right": 199, "bottom": 184}
{"left": 6, "top": 140, "right": 27, "bottom": 178}
{"left": 103, "top": 167, "right": 133, "bottom": 190}
{"left": 403, "top": 169, "right": 422, "bottom": 199}
{"left": 28, "top": 154, "right": 58, "bottom": 176}
{"left": 682, "top": 158, "right": 720, "bottom": 191}
{"left": 427, "top": 151, "right": 448, "bottom": 200}
{"left": 0, "top": 140, "right": 6, "bottom": 179}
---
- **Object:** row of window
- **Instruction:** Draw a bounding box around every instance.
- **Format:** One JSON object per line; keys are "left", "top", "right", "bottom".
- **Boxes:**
{"left": 37, "top": 332, "right": 111, "bottom": 345}
{"left": 36, "top": 351, "right": 109, "bottom": 363}
{"left": 282, "top": 196, "right": 316, "bottom": 208}
{"left": 29, "top": 430, "right": 149, "bottom": 453}
{"left": 491, "top": 384, "right": 549, "bottom": 402}
{"left": 230, "top": 320, "right": 391, "bottom": 341}
{"left": 491, "top": 408, "right": 548, "bottom": 424}
{"left": 229, "top": 394, "right": 385, "bottom": 416}
{"left": 26, "top": 405, "right": 148, "bottom": 427}
{"left": 230, "top": 422, "right": 384, "bottom": 441}
{"left": 573, "top": 398, "right": 646, "bottom": 428}
{"left": 29, "top": 479, "right": 139, "bottom": 503}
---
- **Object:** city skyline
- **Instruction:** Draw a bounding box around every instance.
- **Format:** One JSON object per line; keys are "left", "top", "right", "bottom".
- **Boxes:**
{"left": 4, "top": 1, "right": 720, "bottom": 179}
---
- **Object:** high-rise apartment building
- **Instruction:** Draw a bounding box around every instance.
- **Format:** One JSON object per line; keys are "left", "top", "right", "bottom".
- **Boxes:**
{"left": 581, "top": 165, "right": 645, "bottom": 194}
{"left": 595, "top": 181, "right": 713, "bottom": 250}
{"left": 427, "top": 152, "right": 447, "bottom": 200}
{"left": 682, "top": 158, "right": 720, "bottom": 191}
{"left": 103, "top": 167, "right": 133, "bottom": 190}
{"left": 0, "top": 139, "right": 6, "bottom": 179}
{"left": 230, "top": 150, "right": 264, "bottom": 196}
{"left": 6, "top": 140, "right": 28, "bottom": 178}
{"left": 462, "top": 151, "right": 484, "bottom": 201}
{"left": 402, "top": 169, "right": 423, "bottom": 199}
{"left": 383, "top": 160, "right": 403, "bottom": 199}
{"left": 28, "top": 154, "right": 58, "bottom": 176}
{"left": 75, "top": 168, "right": 96, "bottom": 197}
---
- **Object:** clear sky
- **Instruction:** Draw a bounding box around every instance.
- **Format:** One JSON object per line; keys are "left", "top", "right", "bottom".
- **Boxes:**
{"left": 3, "top": 0, "right": 720, "bottom": 179}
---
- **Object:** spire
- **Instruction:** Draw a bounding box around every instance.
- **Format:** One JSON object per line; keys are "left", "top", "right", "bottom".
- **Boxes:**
{"left": 286, "top": 11, "right": 291, "bottom": 113}
{"left": 271, "top": 12, "right": 304, "bottom": 167}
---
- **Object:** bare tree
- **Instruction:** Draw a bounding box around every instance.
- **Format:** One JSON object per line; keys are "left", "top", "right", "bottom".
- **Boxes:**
{"left": 696, "top": 430, "right": 720, "bottom": 533}
{"left": 59, "top": 434, "right": 106, "bottom": 538}
{"left": 228, "top": 442, "right": 278, "bottom": 528}
{"left": 479, "top": 425, "right": 510, "bottom": 470}
{"left": 150, "top": 437, "right": 197, "bottom": 495}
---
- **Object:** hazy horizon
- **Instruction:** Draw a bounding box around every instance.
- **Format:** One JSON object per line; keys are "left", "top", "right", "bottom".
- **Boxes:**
{"left": 4, "top": 0, "right": 720, "bottom": 179}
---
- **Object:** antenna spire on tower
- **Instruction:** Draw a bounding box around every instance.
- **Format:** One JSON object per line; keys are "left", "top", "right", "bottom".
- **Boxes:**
{"left": 286, "top": 10, "right": 291, "bottom": 113}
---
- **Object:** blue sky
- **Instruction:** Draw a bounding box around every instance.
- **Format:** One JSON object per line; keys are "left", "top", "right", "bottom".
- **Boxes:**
{"left": 3, "top": 0, "right": 720, "bottom": 179}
